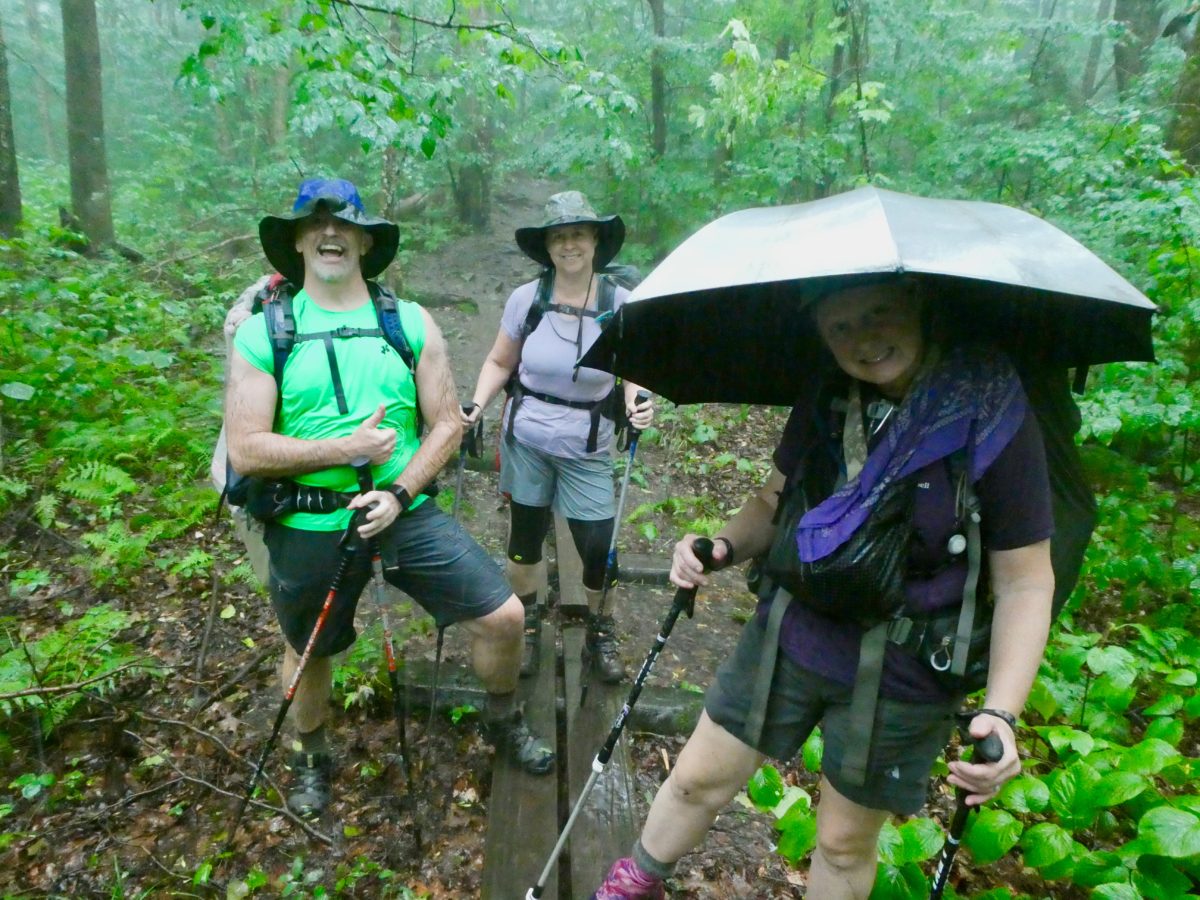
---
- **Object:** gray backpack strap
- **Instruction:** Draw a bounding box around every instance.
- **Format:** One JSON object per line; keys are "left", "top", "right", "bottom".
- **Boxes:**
{"left": 744, "top": 588, "right": 791, "bottom": 748}
{"left": 950, "top": 480, "right": 983, "bottom": 678}
{"left": 841, "top": 620, "right": 890, "bottom": 787}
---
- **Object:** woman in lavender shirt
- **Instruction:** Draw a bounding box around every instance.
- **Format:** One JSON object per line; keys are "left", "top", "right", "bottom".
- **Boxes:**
{"left": 464, "top": 192, "right": 654, "bottom": 682}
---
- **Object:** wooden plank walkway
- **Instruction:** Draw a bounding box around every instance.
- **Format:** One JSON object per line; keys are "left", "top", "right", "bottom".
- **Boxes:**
{"left": 481, "top": 517, "right": 638, "bottom": 899}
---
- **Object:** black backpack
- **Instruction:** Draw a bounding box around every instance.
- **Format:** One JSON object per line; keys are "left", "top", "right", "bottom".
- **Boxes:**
{"left": 223, "top": 274, "right": 420, "bottom": 514}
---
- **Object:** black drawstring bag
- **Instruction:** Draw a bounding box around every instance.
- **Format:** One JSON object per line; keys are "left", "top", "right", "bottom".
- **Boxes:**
{"left": 755, "top": 473, "right": 915, "bottom": 628}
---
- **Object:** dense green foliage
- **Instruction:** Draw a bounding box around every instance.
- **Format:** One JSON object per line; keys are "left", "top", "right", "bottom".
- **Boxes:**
{"left": 1, "top": 0, "right": 1198, "bottom": 896}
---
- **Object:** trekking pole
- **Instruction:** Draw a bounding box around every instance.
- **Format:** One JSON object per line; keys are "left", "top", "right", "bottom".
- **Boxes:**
{"left": 351, "top": 462, "right": 412, "bottom": 776}
{"left": 581, "top": 389, "right": 651, "bottom": 707}
{"left": 928, "top": 726, "right": 1005, "bottom": 900}
{"left": 528, "top": 538, "right": 714, "bottom": 900}
{"left": 429, "top": 404, "right": 483, "bottom": 723}
{"left": 352, "top": 459, "right": 423, "bottom": 853}
{"left": 222, "top": 512, "right": 363, "bottom": 855}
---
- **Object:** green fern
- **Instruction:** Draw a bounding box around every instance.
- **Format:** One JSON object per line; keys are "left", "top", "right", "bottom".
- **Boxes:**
{"left": 33, "top": 492, "right": 59, "bottom": 528}
{"left": 0, "top": 605, "right": 151, "bottom": 735}
{"left": 58, "top": 461, "right": 137, "bottom": 505}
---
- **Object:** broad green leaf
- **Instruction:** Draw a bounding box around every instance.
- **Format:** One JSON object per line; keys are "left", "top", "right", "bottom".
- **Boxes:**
{"left": 1137, "top": 806, "right": 1200, "bottom": 858}
{"left": 1050, "top": 762, "right": 1101, "bottom": 828}
{"left": 746, "top": 765, "right": 784, "bottom": 811}
{"left": 1071, "top": 849, "right": 1128, "bottom": 887}
{"left": 1164, "top": 668, "right": 1197, "bottom": 687}
{"left": 1019, "top": 821, "right": 1073, "bottom": 868}
{"left": 1036, "top": 725, "right": 1094, "bottom": 758}
{"left": 1144, "top": 693, "right": 1183, "bottom": 716}
{"left": 1144, "top": 716, "right": 1184, "bottom": 747}
{"left": 998, "top": 773, "right": 1051, "bottom": 813}
{"left": 802, "top": 727, "right": 823, "bottom": 773}
{"left": 1086, "top": 646, "right": 1139, "bottom": 686}
{"left": 1092, "top": 771, "right": 1150, "bottom": 808}
{"left": 219, "top": 604, "right": 236, "bottom": 619}
{"left": 1133, "top": 854, "right": 1195, "bottom": 897}
{"left": 1091, "top": 884, "right": 1142, "bottom": 900}
{"left": 962, "top": 808, "right": 1022, "bottom": 865}
{"left": 896, "top": 816, "right": 943, "bottom": 863}
{"left": 1122, "top": 738, "right": 1183, "bottom": 775}
{"left": 0, "top": 382, "right": 35, "bottom": 401}
{"left": 776, "top": 805, "right": 817, "bottom": 862}
{"left": 868, "top": 861, "right": 925, "bottom": 900}
{"left": 876, "top": 821, "right": 903, "bottom": 866}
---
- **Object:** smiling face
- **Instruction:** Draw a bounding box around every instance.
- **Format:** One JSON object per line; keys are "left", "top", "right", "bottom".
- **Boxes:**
{"left": 545, "top": 223, "right": 598, "bottom": 277}
{"left": 294, "top": 207, "right": 373, "bottom": 286}
{"left": 814, "top": 283, "right": 926, "bottom": 399}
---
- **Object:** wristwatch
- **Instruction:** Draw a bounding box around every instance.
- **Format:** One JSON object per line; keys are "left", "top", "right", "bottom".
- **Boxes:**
{"left": 390, "top": 486, "right": 413, "bottom": 513}
{"left": 713, "top": 536, "right": 735, "bottom": 568}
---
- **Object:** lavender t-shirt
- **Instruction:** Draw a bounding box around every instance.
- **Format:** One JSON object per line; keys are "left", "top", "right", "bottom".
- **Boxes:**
{"left": 501, "top": 278, "right": 629, "bottom": 459}
{"left": 765, "top": 391, "right": 1054, "bottom": 702}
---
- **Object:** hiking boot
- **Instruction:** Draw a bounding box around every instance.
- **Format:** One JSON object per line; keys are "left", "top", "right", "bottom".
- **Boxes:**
{"left": 483, "top": 708, "right": 555, "bottom": 776}
{"left": 520, "top": 604, "right": 541, "bottom": 679}
{"left": 586, "top": 614, "right": 627, "bottom": 684}
{"left": 285, "top": 751, "right": 333, "bottom": 819}
{"left": 591, "top": 858, "right": 665, "bottom": 900}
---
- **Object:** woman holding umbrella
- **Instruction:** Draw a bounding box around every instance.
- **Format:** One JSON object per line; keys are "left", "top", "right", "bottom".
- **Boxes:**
{"left": 591, "top": 276, "right": 1055, "bottom": 899}
{"left": 463, "top": 191, "right": 654, "bottom": 681}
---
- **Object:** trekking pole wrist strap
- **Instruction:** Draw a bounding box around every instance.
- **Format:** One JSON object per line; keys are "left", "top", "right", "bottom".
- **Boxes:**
{"left": 975, "top": 707, "right": 1017, "bottom": 730}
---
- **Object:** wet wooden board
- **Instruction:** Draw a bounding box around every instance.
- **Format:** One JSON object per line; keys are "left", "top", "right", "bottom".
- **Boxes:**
{"left": 481, "top": 613, "right": 559, "bottom": 899}
{"left": 562, "top": 626, "right": 639, "bottom": 899}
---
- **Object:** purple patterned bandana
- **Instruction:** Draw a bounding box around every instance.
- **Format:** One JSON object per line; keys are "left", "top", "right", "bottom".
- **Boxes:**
{"left": 796, "top": 345, "right": 1027, "bottom": 562}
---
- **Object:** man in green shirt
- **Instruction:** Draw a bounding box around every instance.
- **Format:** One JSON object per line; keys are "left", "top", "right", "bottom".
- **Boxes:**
{"left": 226, "top": 178, "right": 553, "bottom": 818}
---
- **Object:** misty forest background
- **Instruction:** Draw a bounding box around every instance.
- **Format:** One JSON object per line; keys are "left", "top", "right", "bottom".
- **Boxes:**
{"left": 0, "top": 1, "right": 1199, "bottom": 898}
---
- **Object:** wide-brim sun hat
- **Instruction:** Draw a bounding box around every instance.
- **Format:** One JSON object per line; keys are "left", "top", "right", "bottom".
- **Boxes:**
{"left": 259, "top": 177, "right": 400, "bottom": 285}
{"left": 515, "top": 190, "right": 625, "bottom": 270}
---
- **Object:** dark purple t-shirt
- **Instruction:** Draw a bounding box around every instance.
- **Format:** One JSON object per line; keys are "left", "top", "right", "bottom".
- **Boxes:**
{"left": 765, "top": 390, "right": 1054, "bottom": 702}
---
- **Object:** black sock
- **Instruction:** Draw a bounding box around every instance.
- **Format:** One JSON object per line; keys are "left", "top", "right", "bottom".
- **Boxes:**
{"left": 486, "top": 691, "right": 517, "bottom": 722}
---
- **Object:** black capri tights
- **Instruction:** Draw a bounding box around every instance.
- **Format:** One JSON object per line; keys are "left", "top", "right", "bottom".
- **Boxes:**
{"left": 507, "top": 501, "right": 614, "bottom": 590}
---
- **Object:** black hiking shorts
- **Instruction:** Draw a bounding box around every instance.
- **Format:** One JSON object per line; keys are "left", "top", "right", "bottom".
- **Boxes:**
{"left": 264, "top": 502, "right": 512, "bottom": 657}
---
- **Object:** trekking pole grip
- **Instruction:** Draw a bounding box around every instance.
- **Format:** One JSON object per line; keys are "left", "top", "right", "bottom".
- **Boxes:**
{"left": 975, "top": 731, "right": 1004, "bottom": 764}
{"left": 461, "top": 403, "right": 482, "bottom": 457}
{"left": 630, "top": 389, "right": 651, "bottom": 437}
{"left": 351, "top": 456, "right": 374, "bottom": 494}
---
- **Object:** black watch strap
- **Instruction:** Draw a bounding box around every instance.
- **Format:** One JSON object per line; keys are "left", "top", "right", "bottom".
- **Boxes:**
{"left": 713, "top": 536, "right": 735, "bottom": 568}
{"left": 976, "top": 707, "right": 1017, "bottom": 729}
{"left": 390, "top": 486, "right": 413, "bottom": 512}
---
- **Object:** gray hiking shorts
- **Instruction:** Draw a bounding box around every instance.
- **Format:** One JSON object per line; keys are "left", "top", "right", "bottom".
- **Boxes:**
{"left": 265, "top": 502, "right": 512, "bottom": 657}
{"left": 500, "top": 436, "right": 615, "bottom": 521}
{"left": 705, "top": 617, "right": 958, "bottom": 816}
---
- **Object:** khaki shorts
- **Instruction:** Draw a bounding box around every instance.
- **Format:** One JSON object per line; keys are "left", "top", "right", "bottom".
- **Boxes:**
{"left": 705, "top": 617, "right": 958, "bottom": 815}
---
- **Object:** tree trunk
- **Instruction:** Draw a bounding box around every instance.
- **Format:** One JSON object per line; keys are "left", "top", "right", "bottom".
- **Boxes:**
{"left": 646, "top": 0, "right": 666, "bottom": 158}
{"left": 1167, "top": 20, "right": 1200, "bottom": 167}
{"left": 1080, "top": 0, "right": 1113, "bottom": 100}
{"left": 61, "top": 0, "right": 114, "bottom": 247}
{"left": 1112, "top": 0, "right": 1164, "bottom": 98}
{"left": 269, "top": 67, "right": 289, "bottom": 147}
{"left": 23, "top": 0, "right": 56, "bottom": 160}
{"left": 0, "top": 14, "right": 22, "bottom": 236}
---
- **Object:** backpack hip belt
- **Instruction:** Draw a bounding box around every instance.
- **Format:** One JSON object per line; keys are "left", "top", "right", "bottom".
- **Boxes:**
{"left": 506, "top": 379, "right": 615, "bottom": 454}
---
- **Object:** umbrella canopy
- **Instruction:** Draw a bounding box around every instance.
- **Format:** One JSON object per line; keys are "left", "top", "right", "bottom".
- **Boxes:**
{"left": 580, "top": 187, "right": 1156, "bottom": 406}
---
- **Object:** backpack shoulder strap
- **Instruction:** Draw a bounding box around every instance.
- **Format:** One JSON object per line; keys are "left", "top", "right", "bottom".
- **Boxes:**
{"left": 597, "top": 274, "right": 617, "bottom": 314}
{"left": 368, "top": 282, "right": 417, "bottom": 371}
{"left": 520, "top": 269, "right": 555, "bottom": 340}
{"left": 260, "top": 278, "right": 296, "bottom": 394}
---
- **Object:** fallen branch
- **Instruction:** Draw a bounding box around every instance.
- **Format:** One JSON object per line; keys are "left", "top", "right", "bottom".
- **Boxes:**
{"left": 145, "top": 232, "right": 257, "bottom": 271}
{"left": 123, "top": 729, "right": 333, "bottom": 845}
{"left": 189, "top": 646, "right": 278, "bottom": 716}
{"left": 0, "top": 661, "right": 147, "bottom": 701}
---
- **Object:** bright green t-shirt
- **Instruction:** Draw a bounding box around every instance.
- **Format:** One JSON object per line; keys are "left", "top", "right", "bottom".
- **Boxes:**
{"left": 233, "top": 289, "right": 428, "bottom": 531}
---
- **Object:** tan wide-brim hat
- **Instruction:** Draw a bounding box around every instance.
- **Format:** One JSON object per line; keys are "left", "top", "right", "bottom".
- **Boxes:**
{"left": 515, "top": 190, "right": 625, "bottom": 270}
